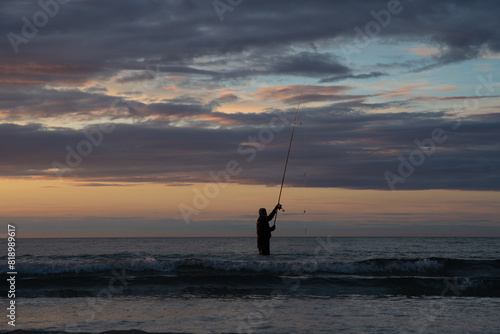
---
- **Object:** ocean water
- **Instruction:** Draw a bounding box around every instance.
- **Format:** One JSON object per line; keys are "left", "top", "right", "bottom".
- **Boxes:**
{"left": 1, "top": 237, "right": 500, "bottom": 333}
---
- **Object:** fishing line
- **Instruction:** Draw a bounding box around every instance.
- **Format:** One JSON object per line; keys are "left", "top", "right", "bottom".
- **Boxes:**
{"left": 301, "top": 115, "right": 309, "bottom": 235}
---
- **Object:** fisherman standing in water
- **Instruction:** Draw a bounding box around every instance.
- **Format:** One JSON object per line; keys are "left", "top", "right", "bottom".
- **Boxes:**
{"left": 257, "top": 204, "right": 282, "bottom": 255}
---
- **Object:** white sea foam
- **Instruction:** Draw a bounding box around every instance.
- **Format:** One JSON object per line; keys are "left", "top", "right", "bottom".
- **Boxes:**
{"left": 11, "top": 257, "right": 444, "bottom": 275}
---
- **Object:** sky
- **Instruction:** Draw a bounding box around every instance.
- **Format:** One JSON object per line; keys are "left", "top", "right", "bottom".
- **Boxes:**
{"left": 1, "top": 0, "right": 499, "bottom": 237}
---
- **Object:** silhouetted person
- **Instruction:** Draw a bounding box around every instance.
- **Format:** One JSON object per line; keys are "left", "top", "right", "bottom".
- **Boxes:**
{"left": 257, "top": 204, "right": 281, "bottom": 255}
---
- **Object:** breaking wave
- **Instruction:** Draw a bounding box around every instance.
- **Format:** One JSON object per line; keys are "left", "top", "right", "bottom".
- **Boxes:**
{"left": 5, "top": 256, "right": 499, "bottom": 277}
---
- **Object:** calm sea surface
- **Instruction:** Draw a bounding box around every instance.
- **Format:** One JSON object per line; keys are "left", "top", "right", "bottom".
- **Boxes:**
{"left": 1, "top": 237, "right": 499, "bottom": 333}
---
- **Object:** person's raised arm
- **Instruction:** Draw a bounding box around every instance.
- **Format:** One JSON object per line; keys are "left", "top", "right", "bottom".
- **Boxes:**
{"left": 267, "top": 203, "right": 282, "bottom": 222}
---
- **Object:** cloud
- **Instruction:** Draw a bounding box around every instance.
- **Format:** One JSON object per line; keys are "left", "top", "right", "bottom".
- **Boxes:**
{"left": 0, "top": 86, "right": 128, "bottom": 119}
{"left": 409, "top": 48, "right": 440, "bottom": 57}
{"left": 0, "top": 62, "right": 104, "bottom": 85}
{"left": 436, "top": 86, "right": 458, "bottom": 92}
{"left": 377, "top": 85, "right": 425, "bottom": 99}
{"left": 216, "top": 93, "right": 238, "bottom": 103}
{"left": 320, "top": 71, "right": 387, "bottom": 83}
{"left": 2, "top": 0, "right": 499, "bottom": 86}
{"left": 254, "top": 84, "right": 370, "bottom": 104}
{"left": 1, "top": 108, "right": 498, "bottom": 191}
{"left": 267, "top": 52, "right": 349, "bottom": 77}
{"left": 0, "top": 86, "right": 220, "bottom": 121}
{"left": 74, "top": 183, "right": 134, "bottom": 187}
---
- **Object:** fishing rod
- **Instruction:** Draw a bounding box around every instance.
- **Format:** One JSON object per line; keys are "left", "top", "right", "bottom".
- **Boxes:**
{"left": 274, "top": 81, "right": 305, "bottom": 225}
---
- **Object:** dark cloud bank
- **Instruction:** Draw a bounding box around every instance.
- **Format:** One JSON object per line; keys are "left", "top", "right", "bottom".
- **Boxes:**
{"left": 2, "top": 0, "right": 500, "bottom": 82}
{"left": 1, "top": 108, "right": 499, "bottom": 191}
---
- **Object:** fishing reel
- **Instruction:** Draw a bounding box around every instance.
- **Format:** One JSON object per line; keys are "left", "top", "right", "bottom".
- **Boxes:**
{"left": 277, "top": 203, "right": 284, "bottom": 212}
